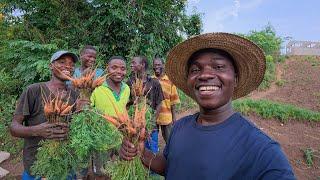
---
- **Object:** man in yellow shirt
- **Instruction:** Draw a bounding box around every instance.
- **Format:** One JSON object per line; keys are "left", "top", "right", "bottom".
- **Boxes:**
{"left": 90, "top": 56, "right": 130, "bottom": 180}
{"left": 153, "top": 57, "right": 180, "bottom": 143}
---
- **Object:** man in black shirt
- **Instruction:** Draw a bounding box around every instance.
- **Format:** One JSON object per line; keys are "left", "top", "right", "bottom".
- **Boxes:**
{"left": 10, "top": 51, "right": 81, "bottom": 179}
{"left": 127, "top": 56, "right": 164, "bottom": 154}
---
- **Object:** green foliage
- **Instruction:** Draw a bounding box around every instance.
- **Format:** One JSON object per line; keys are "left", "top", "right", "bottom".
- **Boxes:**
{"left": 275, "top": 79, "right": 285, "bottom": 87}
{"left": 176, "top": 89, "right": 197, "bottom": 113}
{"left": 276, "top": 55, "right": 286, "bottom": 63}
{"left": 242, "top": 23, "right": 282, "bottom": 56}
{"left": 0, "top": 40, "right": 58, "bottom": 93}
{"left": 303, "top": 148, "right": 314, "bottom": 167}
{"left": 233, "top": 98, "right": 320, "bottom": 123}
{"left": 3, "top": 0, "right": 202, "bottom": 62}
{"left": 0, "top": 95, "right": 23, "bottom": 154}
{"left": 31, "top": 140, "right": 75, "bottom": 180}
{"left": 304, "top": 56, "right": 320, "bottom": 66}
{"left": 69, "top": 109, "right": 122, "bottom": 169}
{"left": 258, "top": 55, "right": 276, "bottom": 90}
{"left": 106, "top": 156, "right": 148, "bottom": 180}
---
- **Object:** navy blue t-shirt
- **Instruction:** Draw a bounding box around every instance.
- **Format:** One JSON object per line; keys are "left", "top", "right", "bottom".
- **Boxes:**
{"left": 163, "top": 112, "right": 295, "bottom": 180}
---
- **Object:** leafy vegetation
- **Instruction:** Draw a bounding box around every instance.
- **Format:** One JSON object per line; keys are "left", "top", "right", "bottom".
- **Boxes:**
{"left": 31, "top": 141, "right": 75, "bottom": 180}
{"left": 176, "top": 89, "right": 197, "bottom": 113}
{"left": 241, "top": 23, "right": 282, "bottom": 57}
{"left": 303, "top": 148, "right": 315, "bottom": 167}
{"left": 233, "top": 98, "right": 320, "bottom": 123}
{"left": 258, "top": 55, "right": 276, "bottom": 90}
{"left": 69, "top": 109, "right": 122, "bottom": 170}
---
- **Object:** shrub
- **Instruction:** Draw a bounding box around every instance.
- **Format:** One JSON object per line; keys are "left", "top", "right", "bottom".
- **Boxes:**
{"left": 233, "top": 98, "right": 320, "bottom": 123}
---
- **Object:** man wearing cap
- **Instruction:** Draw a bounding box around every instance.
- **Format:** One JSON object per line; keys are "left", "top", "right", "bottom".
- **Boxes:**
{"left": 119, "top": 33, "right": 295, "bottom": 179}
{"left": 10, "top": 50, "right": 80, "bottom": 179}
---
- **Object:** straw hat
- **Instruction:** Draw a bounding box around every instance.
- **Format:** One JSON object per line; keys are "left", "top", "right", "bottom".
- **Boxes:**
{"left": 166, "top": 32, "right": 266, "bottom": 100}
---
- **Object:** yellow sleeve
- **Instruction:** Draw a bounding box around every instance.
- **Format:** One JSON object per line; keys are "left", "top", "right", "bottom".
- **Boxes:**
{"left": 170, "top": 85, "right": 180, "bottom": 105}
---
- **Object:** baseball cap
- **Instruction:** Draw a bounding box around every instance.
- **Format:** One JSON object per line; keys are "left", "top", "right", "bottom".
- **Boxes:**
{"left": 50, "top": 50, "right": 79, "bottom": 63}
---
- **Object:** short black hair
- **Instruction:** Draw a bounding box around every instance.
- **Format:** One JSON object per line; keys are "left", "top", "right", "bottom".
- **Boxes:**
{"left": 108, "top": 56, "right": 126, "bottom": 64}
{"left": 134, "top": 56, "right": 148, "bottom": 70}
{"left": 153, "top": 57, "right": 164, "bottom": 64}
{"left": 187, "top": 48, "right": 238, "bottom": 75}
{"left": 80, "top": 45, "right": 97, "bottom": 55}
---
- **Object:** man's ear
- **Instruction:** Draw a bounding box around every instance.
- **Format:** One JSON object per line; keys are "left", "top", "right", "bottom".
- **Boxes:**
{"left": 49, "top": 63, "right": 53, "bottom": 71}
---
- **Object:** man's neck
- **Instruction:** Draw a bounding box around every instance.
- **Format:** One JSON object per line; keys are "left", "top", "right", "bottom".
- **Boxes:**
{"left": 46, "top": 77, "right": 67, "bottom": 93}
{"left": 156, "top": 73, "right": 164, "bottom": 79}
{"left": 80, "top": 65, "right": 88, "bottom": 72}
{"left": 198, "top": 101, "right": 234, "bottom": 126}
{"left": 106, "top": 79, "right": 121, "bottom": 94}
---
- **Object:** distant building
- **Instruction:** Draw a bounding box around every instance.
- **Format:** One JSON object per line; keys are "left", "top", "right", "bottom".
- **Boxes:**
{"left": 286, "top": 41, "right": 320, "bottom": 56}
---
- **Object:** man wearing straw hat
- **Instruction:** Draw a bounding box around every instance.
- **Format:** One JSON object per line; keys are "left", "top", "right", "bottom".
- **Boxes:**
{"left": 119, "top": 33, "right": 295, "bottom": 179}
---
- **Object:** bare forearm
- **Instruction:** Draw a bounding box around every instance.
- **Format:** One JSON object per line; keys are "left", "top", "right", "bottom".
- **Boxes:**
{"left": 171, "top": 105, "right": 177, "bottom": 122}
{"left": 10, "top": 121, "right": 38, "bottom": 138}
{"left": 141, "top": 148, "right": 167, "bottom": 176}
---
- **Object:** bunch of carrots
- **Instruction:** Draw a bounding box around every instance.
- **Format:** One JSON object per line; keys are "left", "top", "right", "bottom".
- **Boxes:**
{"left": 102, "top": 77, "right": 148, "bottom": 149}
{"left": 101, "top": 77, "right": 150, "bottom": 179}
{"left": 53, "top": 65, "right": 109, "bottom": 99}
{"left": 42, "top": 90, "right": 74, "bottom": 123}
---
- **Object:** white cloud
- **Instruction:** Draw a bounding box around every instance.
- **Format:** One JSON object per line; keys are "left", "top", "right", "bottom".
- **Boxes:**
{"left": 204, "top": 0, "right": 264, "bottom": 32}
{"left": 188, "top": 0, "right": 201, "bottom": 4}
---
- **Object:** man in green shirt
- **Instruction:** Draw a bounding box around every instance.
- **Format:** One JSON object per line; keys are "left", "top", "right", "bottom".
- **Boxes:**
{"left": 90, "top": 56, "right": 129, "bottom": 180}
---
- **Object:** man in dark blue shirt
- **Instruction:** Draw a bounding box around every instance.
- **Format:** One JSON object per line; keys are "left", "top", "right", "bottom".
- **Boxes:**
{"left": 119, "top": 33, "right": 296, "bottom": 179}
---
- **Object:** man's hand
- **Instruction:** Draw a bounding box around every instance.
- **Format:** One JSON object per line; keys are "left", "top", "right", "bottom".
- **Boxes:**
{"left": 119, "top": 138, "right": 144, "bottom": 161}
{"left": 32, "top": 122, "right": 69, "bottom": 140}
{"left": 76, "top": 98, "right": 90, "bottom": 111}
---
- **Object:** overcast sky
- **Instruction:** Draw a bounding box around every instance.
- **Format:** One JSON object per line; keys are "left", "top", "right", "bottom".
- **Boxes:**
{"left": 187, "top": 0, "right": 320, "bottom": 42}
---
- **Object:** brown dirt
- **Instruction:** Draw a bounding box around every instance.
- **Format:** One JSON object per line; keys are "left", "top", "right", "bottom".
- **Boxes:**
{"left": 249, "top": 114, "right": 320, "bottom": 180}
{"left": 250, "top": 56, "right": 320, "bottom": 111}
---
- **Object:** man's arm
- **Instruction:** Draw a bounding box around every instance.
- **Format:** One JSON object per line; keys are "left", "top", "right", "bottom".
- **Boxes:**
{"left": 256, "top": 142, "right": 295, "bottom": 180}
{"left": 171, "top": 104, "right": 177, "bottom": 123}
{"left": 10, "top": 115, "right": 69, "bottom": 140}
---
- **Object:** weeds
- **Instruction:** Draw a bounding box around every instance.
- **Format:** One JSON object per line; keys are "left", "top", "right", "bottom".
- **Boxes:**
{"left": 303, "top": 148, "right": 314, "bottom": 167}
{"left": 258, "top": 55, "right": 276, "bottom": 90}
{"left": 275, "top": 79, "right": 285, "bottom": 87}
{"left": 233, "top": 98, "right": 320, "bottom": 123}
{"left": 304, "top": 56, "right": 320, "bottom": 66}
{"left": 176, "top": 89, "right": 197, "bottom": 112}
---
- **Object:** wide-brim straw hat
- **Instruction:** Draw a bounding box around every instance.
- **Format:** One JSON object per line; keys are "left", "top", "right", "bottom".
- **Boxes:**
{"left": 166, "top": 32, "right": 266, "bottom": 100}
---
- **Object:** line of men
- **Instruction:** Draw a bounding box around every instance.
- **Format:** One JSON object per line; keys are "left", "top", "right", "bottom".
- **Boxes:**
{"left": 10, "top": 45, "right": 179, "bottom": 180}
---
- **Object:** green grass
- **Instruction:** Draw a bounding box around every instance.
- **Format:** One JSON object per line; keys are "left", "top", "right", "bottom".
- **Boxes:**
{"left": 304, "top": 56, "right": 320, "bottom": 66}
{"left": 176, "top": 89, "right": 197, "bottom": 113}
{"left": 303, "top": 148, "right": 314, "bottom": 167}
{"left": 275, "top": 79, "right": 285, "bottom": 87}
{"left": 258, "top": 55, "right": 276, "bottom": 90}
{"left": 233, "top": 98, "right": 320, "bottom": 123}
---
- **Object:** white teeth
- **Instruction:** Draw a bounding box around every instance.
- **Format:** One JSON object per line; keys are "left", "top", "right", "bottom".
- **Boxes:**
{"left": 199, "top": 86, "right": 219, "bottom": 91}
{"left": 62, "top": 70, "right": 71, "bottom": 75}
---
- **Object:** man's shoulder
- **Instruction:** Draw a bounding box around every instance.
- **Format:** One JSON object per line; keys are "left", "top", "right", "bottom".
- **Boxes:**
{"left": 25, "top": 82, "right": 46, "bottom": 92}
{"left": 173, "top": 113, "right": 198, "bottom": 130}
{"left": 236, "top": 114, "right": 274, "bottom": 142}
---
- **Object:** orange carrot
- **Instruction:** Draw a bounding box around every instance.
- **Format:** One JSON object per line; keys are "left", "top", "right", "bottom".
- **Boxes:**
{"left": 60, "top": 104, "right": 74, "bottom": 115}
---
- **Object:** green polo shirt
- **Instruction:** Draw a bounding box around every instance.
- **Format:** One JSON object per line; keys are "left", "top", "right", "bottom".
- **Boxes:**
{"left": 91, "top": 82, "right": 130, "bottom": 117}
